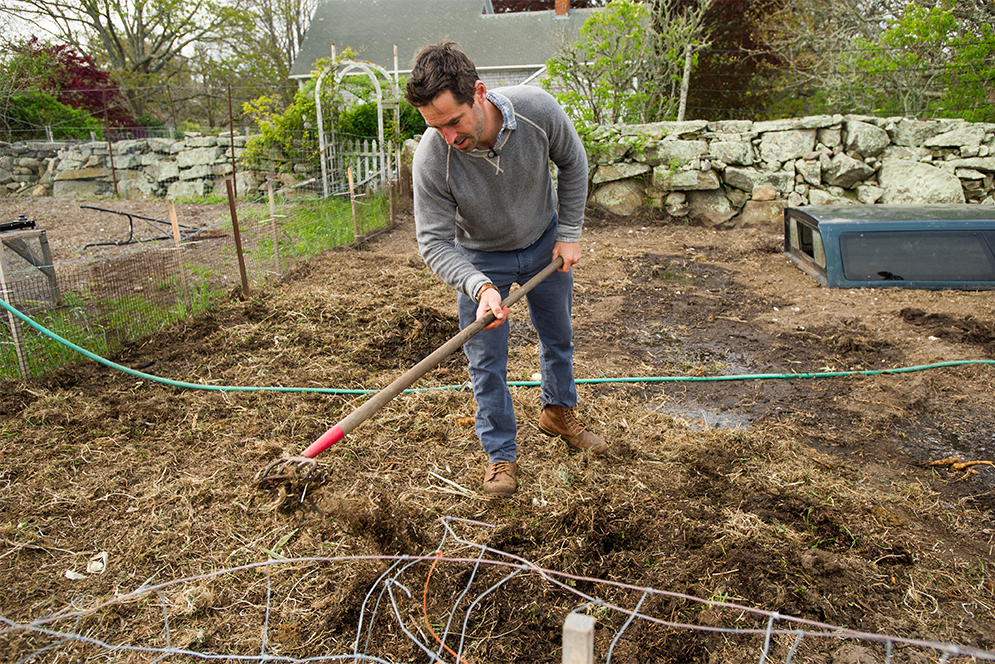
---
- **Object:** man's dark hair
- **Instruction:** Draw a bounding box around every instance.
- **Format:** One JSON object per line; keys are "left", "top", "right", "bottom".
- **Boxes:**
{"left": 405, "top": 40, "right": 479, "bottom": 108}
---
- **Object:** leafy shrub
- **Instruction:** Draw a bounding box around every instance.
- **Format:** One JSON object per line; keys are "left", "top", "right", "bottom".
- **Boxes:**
{"left": 338, "top": 101, "right": 424, "bottom": 141}
{"left": 3, "top": 90, "right": 102, "bottom": 140}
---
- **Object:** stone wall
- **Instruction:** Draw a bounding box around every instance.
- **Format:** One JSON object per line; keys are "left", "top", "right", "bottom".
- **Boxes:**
{"left": 587, "top": 115, "right": 995, "bottom": 226}
{"left": 5, "top": 115, "right": 995, "bottom": 221}
{"left": 0, "top": 141, "right": 63, "bottom": 198}
{"left": 0, "top": 133, "right": 310, "bottom": 200}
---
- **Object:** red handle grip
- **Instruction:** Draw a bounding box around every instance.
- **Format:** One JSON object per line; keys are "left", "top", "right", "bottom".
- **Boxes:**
{"left": 301, "top": 425, "right": 345, "bottom": 458}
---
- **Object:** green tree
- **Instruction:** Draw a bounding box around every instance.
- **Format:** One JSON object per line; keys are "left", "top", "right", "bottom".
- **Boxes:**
{"left": 943, "top": 22, "right": 995, "bottom": 121}
{"left": 157, "top": 0, "right": 317, "bottom": 129}
{"left": 243, "top": 0, "right": 317, "bottom": 104}
{"left": 542, "top": 0, "right": 712, "bottom": 127}
{"left": 758, "top": 0, "right": 905, "bottom": 115}
{"left": 544, "top": 0, "right": 651, "bottom": 126}
{"left": 241, "top": 81, "right": 326, "bottom": 172}
{"left": 644, "top": 0, "right": 713, "bottom": 121}
{"left": 838, "top": 2, "right": 995, "bottom": 120}
{"left": 853, "top": 4, "right": 962, "bottom": 116}
{"left": 242, "top": 53, "right": 354, "bottom": 171}
{"left": 204, "top": 0, "right": 317, "bottom": 113}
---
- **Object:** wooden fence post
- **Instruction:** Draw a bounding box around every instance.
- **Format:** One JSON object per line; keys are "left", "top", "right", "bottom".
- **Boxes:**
{"left": 0, "top": 248, "right": 29, "bottom": 378}
{"left": 168, "top": 201, "right": 192, "bottom": 312}
{"left": 348, "top": 167, "right": 359, "bottom": 242}
{"left": 268, "top": 182, "right": 281, "bottom": 277}
{"left": 562, "top": 613, "right": 596, "bottom": 664}
{"left": 387, "top": 144, "right": 395, "bottom": 224}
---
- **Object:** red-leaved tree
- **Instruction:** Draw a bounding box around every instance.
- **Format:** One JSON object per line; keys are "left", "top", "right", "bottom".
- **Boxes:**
{"left": 13, "top": 38, "right": 137, "bottom": 128}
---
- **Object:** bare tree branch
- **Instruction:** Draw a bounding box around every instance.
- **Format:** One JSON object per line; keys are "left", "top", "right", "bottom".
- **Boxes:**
{"left": 5, "top": 0, "right": 247, "bottom": 117}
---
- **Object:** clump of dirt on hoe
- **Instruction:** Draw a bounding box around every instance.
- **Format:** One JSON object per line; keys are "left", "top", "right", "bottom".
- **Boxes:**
{"left": 1, "top": 200, "right": 994, "bottom": 663}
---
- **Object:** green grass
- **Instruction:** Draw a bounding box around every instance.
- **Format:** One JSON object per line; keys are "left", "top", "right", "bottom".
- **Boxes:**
{"left": 1, "top": 292, "right": 110, "bottom": 378}
{"left": 171, "top": 193, "right": 231, "bottom": 206}
{"left": 177, "top": 190, "right": 392, "bottom": 263}
{"left": 248, "top": 192, "right": 391, "bottom": 264}
{"left": 285, "top": 192, "right": 390, "bottom": 257}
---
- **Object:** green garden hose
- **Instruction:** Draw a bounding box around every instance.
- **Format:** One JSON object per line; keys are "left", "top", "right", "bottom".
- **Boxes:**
{"left": 2, "top": 296, "right": 992, "bottom": 394}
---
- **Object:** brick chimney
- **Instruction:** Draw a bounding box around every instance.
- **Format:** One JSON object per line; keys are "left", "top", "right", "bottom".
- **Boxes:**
{"left": 555, "top": 0, "right": 569, "bottom": 17}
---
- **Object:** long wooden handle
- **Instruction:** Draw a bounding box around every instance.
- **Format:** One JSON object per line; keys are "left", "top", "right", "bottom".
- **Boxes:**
{"left": 302, "top": 256, "right": 565, "bottom": 458}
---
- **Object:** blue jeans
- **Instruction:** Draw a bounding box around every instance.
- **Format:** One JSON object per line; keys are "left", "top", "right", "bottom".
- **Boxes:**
{"left": 457, "top": 215, "right": 577, "bottom": 463}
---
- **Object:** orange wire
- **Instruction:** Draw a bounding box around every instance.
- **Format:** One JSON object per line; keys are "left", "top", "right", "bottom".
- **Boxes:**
{"left": 423, "top": 550, "right": 471, "bottom": 664}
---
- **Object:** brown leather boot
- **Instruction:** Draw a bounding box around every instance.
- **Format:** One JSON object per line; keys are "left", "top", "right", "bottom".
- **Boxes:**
{"left": 483, "top": 461, "right": 518, "bottom": 497}
{"left": 538, "top": 405, "right": 608, "bottom": 455}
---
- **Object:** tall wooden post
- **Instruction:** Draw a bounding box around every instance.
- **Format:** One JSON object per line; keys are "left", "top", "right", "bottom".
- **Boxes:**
{"left": 268, "top": 181, "right": 281, "bottom": 276}
{"left": 225, "top": 179, "right": 250, "bottom": 298}
{"left": 348, "top": 167, "right": 359, "bottom": 242}
{"left": 227, "top": 83, "right": 237, "bottom": 197}
{"left": 0, "top": 247, "right": 29, "bottom": 378}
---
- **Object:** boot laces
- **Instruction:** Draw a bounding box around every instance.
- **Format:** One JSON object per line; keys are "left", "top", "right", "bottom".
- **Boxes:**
{"left": 562, "top": 407, "right": 583, "bottom": 435}
{"left": 487, "top": 461, "right": 513, "bottom": 481}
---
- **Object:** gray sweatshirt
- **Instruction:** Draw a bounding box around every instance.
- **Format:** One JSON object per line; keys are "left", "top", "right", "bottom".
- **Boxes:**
{"left": 412, "top": 85, "right": 588, "bottom": 301}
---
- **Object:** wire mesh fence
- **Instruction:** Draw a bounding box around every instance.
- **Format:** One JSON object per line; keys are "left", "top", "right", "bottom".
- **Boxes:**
{"left": 2, "top": 516, "right": 992, "bottom": 663}
{"left": 0, "top": 181, "right": 395, "bottom": 379}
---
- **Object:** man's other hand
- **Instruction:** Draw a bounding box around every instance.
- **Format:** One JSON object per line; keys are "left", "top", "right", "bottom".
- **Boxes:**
{"left": 553, "top": 241, "right": 581, "bottom": 272}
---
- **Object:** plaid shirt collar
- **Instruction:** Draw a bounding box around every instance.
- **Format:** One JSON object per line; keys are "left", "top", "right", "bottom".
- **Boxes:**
{"left": 474, "top": 90, "right": 516, "bottom": 151}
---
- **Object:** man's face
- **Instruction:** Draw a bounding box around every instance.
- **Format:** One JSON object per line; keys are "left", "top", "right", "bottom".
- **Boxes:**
{"left": 417, "top": 84, "right": 485, "bottom": 153}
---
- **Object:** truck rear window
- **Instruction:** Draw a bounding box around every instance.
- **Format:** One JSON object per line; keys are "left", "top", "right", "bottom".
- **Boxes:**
{"left": 839, "top": 231, "right": 995, "bottom": 282}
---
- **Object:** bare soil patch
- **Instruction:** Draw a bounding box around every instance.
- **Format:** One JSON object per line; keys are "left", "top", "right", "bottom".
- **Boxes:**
{"left": 1, "top": 197, "right": 994, "bottom": 662}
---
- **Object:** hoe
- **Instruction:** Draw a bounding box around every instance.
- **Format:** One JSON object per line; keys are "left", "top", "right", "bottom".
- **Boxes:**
{"left": 255, "top": 257, "right": 564, "bottom": 488}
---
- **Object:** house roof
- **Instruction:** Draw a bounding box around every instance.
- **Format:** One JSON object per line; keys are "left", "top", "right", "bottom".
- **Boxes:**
{"left": 289, "top": 0, "right": 596, "bottom": 80}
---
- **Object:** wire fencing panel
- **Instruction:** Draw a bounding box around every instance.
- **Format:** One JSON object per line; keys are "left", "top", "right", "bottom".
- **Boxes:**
{"left": 238, "top": 129, "right": 392, "bottom": 202}
{"left": 3, "top": 517, "right": 993, "bottom": 663}
{"left": 0, "top": 189, "right": 393, "bottom": 379}
{"left": 0, "top": 215, "right": 264, "bottom": 378}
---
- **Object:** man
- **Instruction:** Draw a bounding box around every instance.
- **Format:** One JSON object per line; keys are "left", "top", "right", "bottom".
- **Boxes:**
{"left": 405, "top": 40, "right": 607, "bottom": 498}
